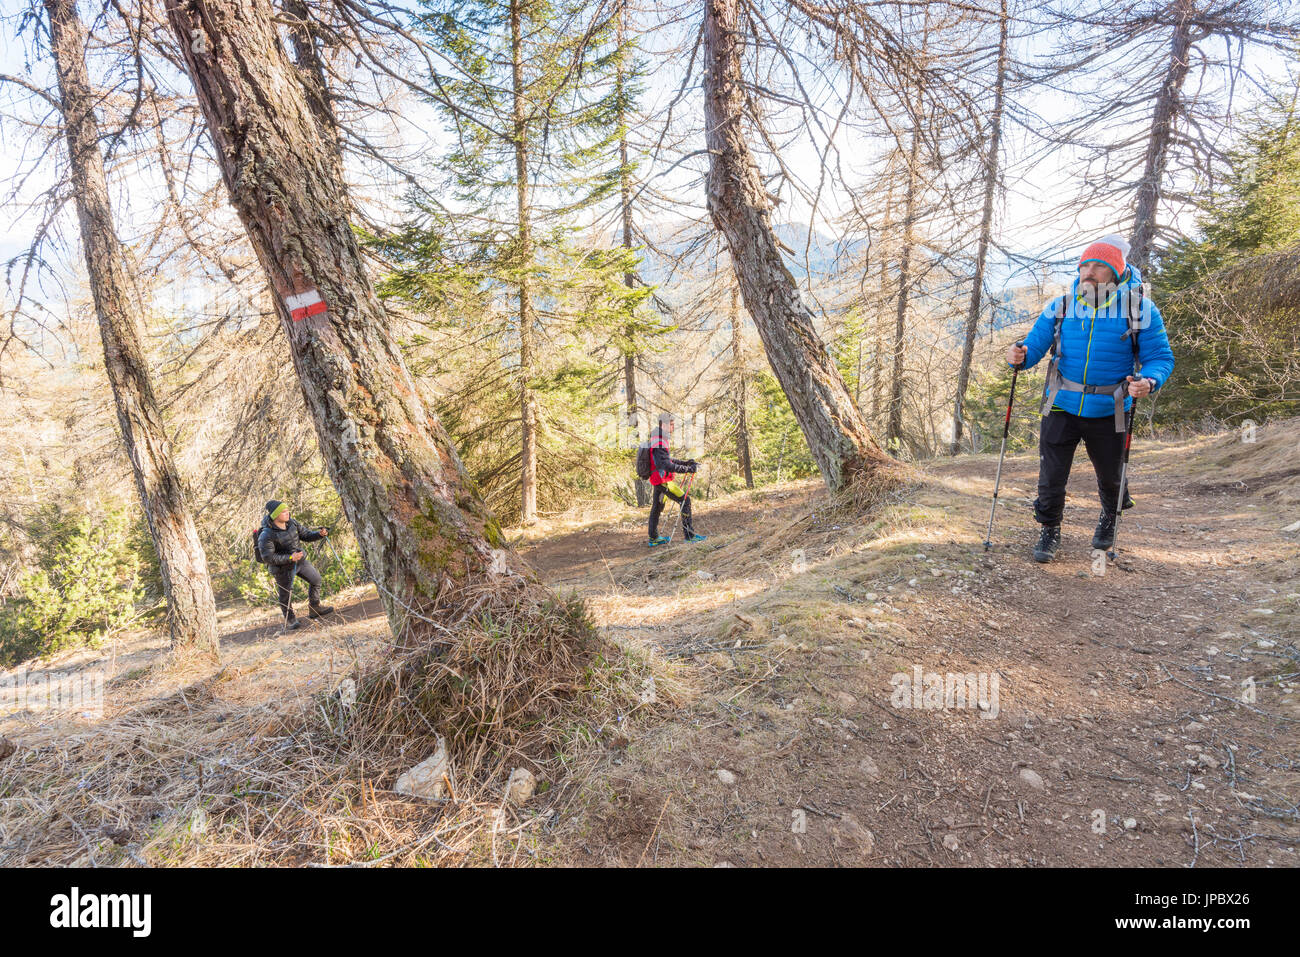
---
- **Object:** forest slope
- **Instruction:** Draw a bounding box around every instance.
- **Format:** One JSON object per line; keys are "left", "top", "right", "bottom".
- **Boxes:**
{"left": 1, "top": 421, "right": 1297, "bottom": 866}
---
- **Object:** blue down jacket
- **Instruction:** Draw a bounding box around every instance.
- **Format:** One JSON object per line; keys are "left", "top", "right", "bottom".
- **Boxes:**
{"left": 1014, "top": 264, "right": 1175, "bottom": 418}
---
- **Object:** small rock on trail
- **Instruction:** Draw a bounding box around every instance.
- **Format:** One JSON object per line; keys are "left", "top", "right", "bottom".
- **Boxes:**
{"left": 1017, "top": 768, "right": 1046, "bottom": 791}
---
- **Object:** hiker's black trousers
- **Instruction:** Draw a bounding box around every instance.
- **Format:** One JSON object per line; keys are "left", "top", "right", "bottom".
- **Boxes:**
{"left": 1034, "top": 410, "right": 1132, "bottom": 526}
{"left": 270, "top": 559, "right": 322, "bottom": 620}
{"left": 649, "top": 482, "right": 693, "bottom": 539}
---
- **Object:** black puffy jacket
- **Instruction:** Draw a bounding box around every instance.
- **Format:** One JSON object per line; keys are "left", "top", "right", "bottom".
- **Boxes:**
{"left": 257, "top": 515, "right": 324, "bottom": 567}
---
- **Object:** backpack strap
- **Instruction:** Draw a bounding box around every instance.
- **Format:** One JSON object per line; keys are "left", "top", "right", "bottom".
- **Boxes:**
{"left": 1120, "top": 282, "right": 1143, "bottom": 375}
{"left": 1040, "top": 295, "right": 1069, "bottom": 417}
{"left": 1048, "top": 294, "right": 1067, "bottom": 356}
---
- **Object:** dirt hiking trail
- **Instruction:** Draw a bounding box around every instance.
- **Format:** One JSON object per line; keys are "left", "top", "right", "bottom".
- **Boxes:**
{"left": 522, "top": 422, "right": 1300, "bottom": 866}
{"left": 1, "top": 422, "right": 1295, "bottom": 867}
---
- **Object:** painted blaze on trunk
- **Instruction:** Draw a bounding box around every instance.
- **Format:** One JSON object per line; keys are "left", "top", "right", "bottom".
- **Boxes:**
{"left": 164, "top": 0, "right": 543, "bottom": 634}
{"left": 701, "top": 0, "right": 896, "bottom": 493}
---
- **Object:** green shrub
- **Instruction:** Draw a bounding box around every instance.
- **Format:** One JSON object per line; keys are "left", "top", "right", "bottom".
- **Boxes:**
{"left": 0, "top": 508, "right": 143, "bottom": 665}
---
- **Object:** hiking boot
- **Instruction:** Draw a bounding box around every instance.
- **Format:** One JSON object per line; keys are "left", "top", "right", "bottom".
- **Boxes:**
{"left": 1032, "top": 525, "right": 1061, "bottom": 563}
{"left": 647, "top": 535, "right": 670, "bottom": 547}
{"left": 1091, "top": 511, "right": 1117, "bottom": 550}
{"left": 284, "top": 616, "right": 303, "bottom": 631}
{"left": 308, "top": 604, "right": 335, "bottom": 619}
{"left": 684, "top": 532, "right": 708, "bottom": 543}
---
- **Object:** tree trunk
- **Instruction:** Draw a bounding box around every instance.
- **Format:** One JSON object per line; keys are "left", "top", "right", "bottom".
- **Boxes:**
{"left": 872, "top": 173, "right": 896, "bottom": 428}
{"left": 626, "top": 356, "right": 649, "bottom": 505}
{"left": 511, "top": 0, "right": 539, "bottom": 524}
{"left": 282, "top": 0, "right": 340, "bottom": 167}
{"left": 949, "top": 0, "right": 1008, "bottom": 456}
{"left": 164, "top": 0, "right": 540, "bottom": 636}
{"left": 887, "top": 127, "right": 921, "bottom": 449}
{"left": 854, "top": 336, "right": 862, "bottom": 406}
{"left": 47, "top": 0, "right": 218, "bottom": 654}
{"left": 729, "top": 285, "right": 754, "bottom": 488}
{"left": 1130, "top": 0, "right": 1197, "bottom": 272}
{"left": 617, "top": 0, "right": 649, "bottom": 507}
{"left": 702, "top": 0, "right": 895, "bottom": 493}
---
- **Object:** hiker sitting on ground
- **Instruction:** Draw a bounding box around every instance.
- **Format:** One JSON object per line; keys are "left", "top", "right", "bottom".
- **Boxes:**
{"left": 1005, "top": 234, "right": 1174, "bottom": 563}
{"left": 646, "top": 415, "right": 707, "bottom": 547}
{"left": 257, "top": 500, "right": 334, "bottom": 629}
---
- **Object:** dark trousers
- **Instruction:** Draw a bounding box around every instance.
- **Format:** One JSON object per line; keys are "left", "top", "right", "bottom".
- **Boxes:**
{"left": 271, "top": 559, "right": 322, "bottom": 620}
{"left": 649, "top": 482, "right": 693, "bottom": 539}
{"left": 1034, "top": 410, "right": 1131, "bottom": 526}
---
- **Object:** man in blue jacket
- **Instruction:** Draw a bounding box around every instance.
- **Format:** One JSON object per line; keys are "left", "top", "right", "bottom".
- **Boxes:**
{"left": 1006, "top": 235, "right": 1175, "bottom": 562}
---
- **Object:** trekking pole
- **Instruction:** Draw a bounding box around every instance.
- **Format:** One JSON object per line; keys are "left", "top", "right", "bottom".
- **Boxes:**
{"left": 1107, "top": 398, "right": 1138, "bottom": 562}
{"left": 666, "top": 472, "right": 697, "bottom": 544}
{"left": 984, "top": 344, "right": 1023, "bottom": 551}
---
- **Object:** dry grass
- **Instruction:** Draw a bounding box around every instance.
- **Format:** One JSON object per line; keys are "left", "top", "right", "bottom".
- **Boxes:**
{"left": 0, "top": 576, "right": 664, "bottom": 867}
{"left": 351, "top": 577, "right": 629, "bottom": 793}
{"left": 1177, "top": 415, "right": 1300, "bottom": 510}
{"left": 5, "top": 423, "right": 1293, "bottom": 867}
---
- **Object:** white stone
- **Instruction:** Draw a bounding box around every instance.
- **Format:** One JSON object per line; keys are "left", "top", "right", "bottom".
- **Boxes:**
{"left": 716, "top": 769, "right": 737, "bottom": 785}
{"left": 395, "top": 738, "right": 450, "bottom": 800}
{"left": 336, "top": 678, "right": 357, "bottom": 709}
{"left": 505, "top": 767, "right": 536, "bottom": 804}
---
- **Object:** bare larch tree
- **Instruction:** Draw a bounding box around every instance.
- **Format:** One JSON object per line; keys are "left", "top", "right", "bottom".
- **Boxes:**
{"left": 162, "top": 0, "right": 550, "bottom": 634}
{"left": 702, "top": 0, "right": 896, "bottom": 493}
{"left": 46, "top": 0, "right": 219, "bottom": 653}
{"left": 951, "top": 0, "right": 1010, "bottom": 454}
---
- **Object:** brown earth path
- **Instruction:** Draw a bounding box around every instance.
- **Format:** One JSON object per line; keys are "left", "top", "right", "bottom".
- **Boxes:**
{"left": 520, "top": 427, "right": 1300, "bottom": 867}
{"left": 3, "top": 428, "right": 1295, "bottom": 868}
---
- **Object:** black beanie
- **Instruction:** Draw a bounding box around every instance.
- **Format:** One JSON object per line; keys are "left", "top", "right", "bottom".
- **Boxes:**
{"left": 265, "top": 500, "right": 286, "bottom": 519}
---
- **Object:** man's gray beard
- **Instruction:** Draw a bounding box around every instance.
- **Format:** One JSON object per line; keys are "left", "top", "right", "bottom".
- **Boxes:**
{"left": 1079, "top": 281, "right": 1118, "bottom": 309}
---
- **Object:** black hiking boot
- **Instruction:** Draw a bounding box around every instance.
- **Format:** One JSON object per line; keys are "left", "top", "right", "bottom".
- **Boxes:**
{"left": 284, "top": 615, "right": 303, "bottom": 631}
{"left": 1033, "top": 525, "right": 1061, "bottom": 563}
{"left": 308, "top": 604, "right": 335, "bottom": 619}
{"left": 1091, "top": 511, "right": 1117, "bottom": 550}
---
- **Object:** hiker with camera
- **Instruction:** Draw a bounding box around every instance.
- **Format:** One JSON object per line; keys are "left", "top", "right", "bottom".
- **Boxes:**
{"left": 256, "top": 500, "right": 334, "bottom": 629}
{"left": 636, "top": 413, "right": 707, "bottom": 547}
{"left": 1005, "top": 235, "right": 1175, "bottom": 563}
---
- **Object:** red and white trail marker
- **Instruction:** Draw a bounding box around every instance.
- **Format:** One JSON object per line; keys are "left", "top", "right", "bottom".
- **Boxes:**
{"left": 285, "top": 287, "right": 327, "bottom": 322}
